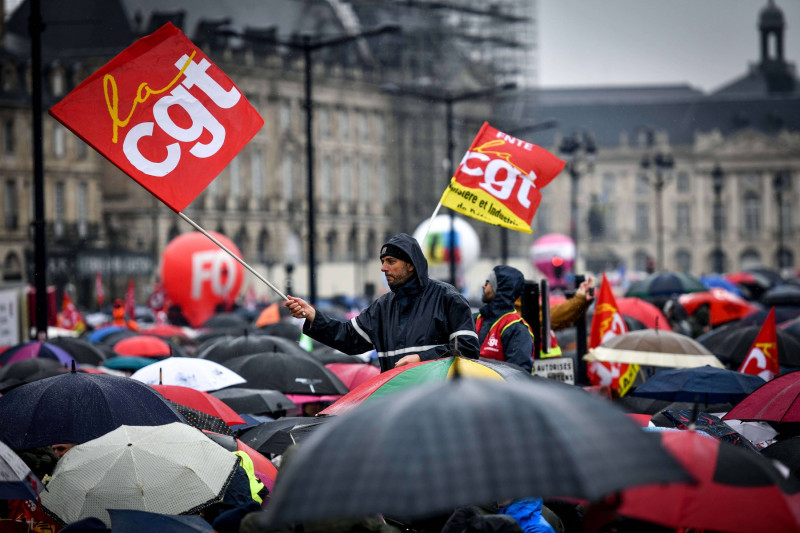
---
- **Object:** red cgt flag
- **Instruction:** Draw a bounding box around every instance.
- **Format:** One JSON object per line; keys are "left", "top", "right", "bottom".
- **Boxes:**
{"left": 440, "top": 122, "right": 565, "bottom": 233}
{"left": 95, "top": 271, "right": 105, "bottom": 308}
{"left": 49, "top": 23, "right": 264, "bottom": 212}
{"left": 58, "top": 291, "right": 85, "bottom": 331}
{"left": 738, "top": 307, "right": 779, "bottom": 381}
{"left": 587, "top": 273, "right": 639, "bottom": 397}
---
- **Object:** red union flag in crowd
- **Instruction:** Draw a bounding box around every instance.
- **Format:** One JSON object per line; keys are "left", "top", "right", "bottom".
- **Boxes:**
{"left": 49, "top": 23, "right": 264, "bottom": 212}
{"left": 440, "top": 122, "right": 565, "bottom": 233}
{"left": 58, "top": 291, "right": 85, "bottom": 332}
{"left": 588, "top": 273, "right": 639, "bottom": 397}
{"left": 738, "top": 306, "right": 779, "bottom": 381}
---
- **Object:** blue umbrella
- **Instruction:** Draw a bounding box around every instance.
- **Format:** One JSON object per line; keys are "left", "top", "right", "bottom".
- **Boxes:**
{"left": 86, "top": 325, "right": 127, "bottom": 344}
{"left": 630, "top": 366, "right": 765, "bottom": 405}
{"left": 0, "top": 368, "right": 186, "bottom": 449}
{"left": 700, "top": 275, "right": 743, "bottom": 297}
{"left": 109, "top": 509, "right": 213, "bottom": 533}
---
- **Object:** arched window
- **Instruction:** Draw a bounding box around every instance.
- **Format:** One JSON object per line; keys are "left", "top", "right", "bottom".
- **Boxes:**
{"left": 743, "top": 192, "right": 761, "bottom": 237}
{"left": 3, "top": 251, "right": 22, "bottom": 281}
{"left": 348, "top": 226, "right": 359, "bottom": 261}
{"left": 634, "top": 250, "right": 650, "bottom": 272}
{"left": 258, "top": 228, "right": 270, "bottom": 265}
{"left": 167, "top": 224, "right": 180, "bottom": 243}
{"left": 234, "top": 227, "right": 249, "bottom": 258}
{"left": 739, "top": 249, "right": 761, "bottom": 271}
{"left": 326, "top": 230, "right": 337, "bottom": 262}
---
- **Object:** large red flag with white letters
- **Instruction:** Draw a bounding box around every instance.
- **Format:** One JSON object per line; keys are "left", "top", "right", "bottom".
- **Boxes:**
{"left": 440, "top": 122, "right": 565, "bottom": 233}
{"left": 587, "top": 273, "right": 639, "bottom": 396}
{"left": 49, "top": 23, "right": 263, "bottom": 212}
{"left": 738, "top": 307, "right": 779, "bottom": 381}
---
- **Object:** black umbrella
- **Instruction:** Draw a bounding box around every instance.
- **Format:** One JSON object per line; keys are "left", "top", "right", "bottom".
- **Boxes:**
{"left": 650, "top": 409, "right": 760, "bottom": 451}
{"left": 0, "top": 357, "right": 64, "bottom": 382}
{"left": 310, "top": 346, "right": 364, "bottom": 365}
{"left": 0, "top": 366, "right": 71, "bottom": 394}
{"left": 202, "top": 313, "right": 250, "bottom": 331}
{"left": 169, "top": 401, "right": 235, "bottom": 437}
{"left": 223, "top": 353, "right": 349, "bottom": 396}
{"left": 96, "top": 329, "right": 139, "bottom": 347}
{"left": 736, "top": 306, "right": 800, "bottom": 327}
{"left": 761, "top": 437, "right": 800, "bottom": 478}
{"left": 762, "top": 284, "right": 800, "bottom": 307}
{"left": 0, "top": 369, "right": 186, "bottom": 449}
{"left": 238, "top": 416, "right": 330, "bottom": 455}
{"left": 210, "top": 387, "right": 296, "bottom": 415}
{"left": 629, "top": 366, "right": 764, "bottom": 405}
{"left": 198, "top": 334, "right": 309, "bottom": 364}
{"left": 697, "top": 324, "right": 800, "bottom": 368}
{"left": 253, "top": 377, "right": 689, "bottom": 529}
{"left": 614, "top": 395, "right": 734, "bottom": 416}
{"left": 625, "top": 272, "right": 707, "bottom": 301}
{"left": 0, "top": 439, "right": 41, "bottom": 500}
{"left": 47, "top": 337, "right": 108, "bottom": 365}
{"left": 256, "top": 321, "right": 302, "bottom": 342}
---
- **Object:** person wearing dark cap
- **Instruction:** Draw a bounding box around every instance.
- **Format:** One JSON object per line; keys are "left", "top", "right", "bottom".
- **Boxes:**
{"left": 284, "top": 233, "right": 479, "bottom": 372}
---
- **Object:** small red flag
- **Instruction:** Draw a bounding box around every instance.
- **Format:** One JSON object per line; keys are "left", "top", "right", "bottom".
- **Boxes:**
{"left": 58, "top": 291, "right": 85, "bottom": 331}
{"left": 124, "top": 278, "right": 136, "bottom": 322}
{"left": 738, "top": 307, "right": 779, "bottom": 381}
{"left": 49, "top": 22, "right": 263, "bottom": 212}
{"left": 95, "top": 271, "right": 105, "bottom": 308}
{"left": 587, "top": 273, "right": 638, "bottom": 396}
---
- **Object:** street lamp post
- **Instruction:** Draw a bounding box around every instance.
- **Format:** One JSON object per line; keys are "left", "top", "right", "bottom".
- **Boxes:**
{"left": 774, "top": 170, "right": 789, "bottom": 270}
{"left": 640, "top": 150, "right": 674, "bottom": 271}
{"left": 383, "top": 82, "right": 517, "bottom": 287}
{"left": 711, "top": 164, "right": 725, "bottom": 273}
{"left": 221, "top": 24, "right": 400, "bottom": 305}
{"left": 558, "top": 131, "right": 596, "bottom": 269}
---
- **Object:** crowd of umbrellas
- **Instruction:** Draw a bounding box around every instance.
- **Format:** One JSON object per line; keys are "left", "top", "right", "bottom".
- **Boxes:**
{"left": 1, "top": 267, "right": 800, "bottom": 532}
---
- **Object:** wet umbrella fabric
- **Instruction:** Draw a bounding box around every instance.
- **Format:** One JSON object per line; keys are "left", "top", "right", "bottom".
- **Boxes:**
{"left": 169, "top": 401, "right": 236, "bottom": 437}
{"left": 152, "top": 384, "right": 246, "bottom": 426}
{"left": 255, "top": 377, "right": 689, "bottom": 529}
{"left": 321, "top": 356, "right": 532, "bottom": 416}
{"left": 310, "top": 346, "right": 363, "bottom": 365}
{"left": 130, "top": 357, "right": 247, "bottom": 392}
{"left": 614, "top": 396, "right": 734, "bottom": 416}
{"left": 198, "top": 334, "right": 309, "bottom": 364}
{"left": 722, "top": 370, "right": 800, "bottom": 424}
{"left": 325, "top": 362, "right": 381, "bottom": 390}
{"left": 109, "top": 509, "right": 213, "bottom": 533}
{"left": 40, "top": 422, "right": 239, "bottom": 527}
{"left": 114, "top": 335, "right": 175, "bottom": 358}
{"left": 625, "top": 272, "right": 707, "bottom": 300}
{"left": 584, "top": 329, "right": 723, "bottom": 371}
{"left": 782, "top": 315, "right": 800, "bottom": 341}
{"left": 763, "top": 284, "right": 800, "bottom": 307}
{"left": 0, "top": 370, "right": 186, "bottom": 449}
{"left": 650, "top": 409, "right": 760, "bottom": 451}
{"left": 615, "top": 430, "right": 800, "bottom": 533}
{"left": 210, "top": 387, "right": 296, "bottom": 415}
{"left": 615, "top": 297, "right": 671, "bottom": 330}
{"left": 202, "top": 313, "right": 250, "bottom": 331}
{"left": 761, "top": 437, "right": 800, "bottom": 478}
{"left": 678, "top": 289, "right": 759, "bottom": 326}
{"left": 101, "top": 355, "right": 157, "bottom": 372}
{"left": 47, "top": 337, "right": 107, "bottom": 365}
{"left": 629, "top": 366, "right": 764, "bottom": 405}
{"left": 0, "top": 439, "right": 41, "bottom": 500}
{"left": 697, "top": 324, "right": 800, "bottom": 368}
{"left": 700, "top": 274, "right": 744, "bottom": 297}
{"left": 0, "top": 341, "right": 75, "bottom": 367}
{"left": 238, "top": 416, "right": 332, "bottom": 456}
{"left": 736, "top": 306, "right": 800, "bottom": 328}
{"left": 223, "top": 353, "right": 349, "bottom": 396}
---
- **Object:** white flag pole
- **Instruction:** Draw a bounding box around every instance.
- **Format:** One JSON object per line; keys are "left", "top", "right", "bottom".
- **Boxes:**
{"left": 177, "top": 211, "right": 289, "bottom": 302}
{"left": 420, "top": 201, "right": 443, "bottom": 245}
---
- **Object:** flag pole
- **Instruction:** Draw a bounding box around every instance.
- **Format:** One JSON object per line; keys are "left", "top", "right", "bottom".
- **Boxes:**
{"left": 420, "top": 201, "right": 443, "bottom": 245}
{"left": 177, "top": 211, "right": 289, "bottom": 302}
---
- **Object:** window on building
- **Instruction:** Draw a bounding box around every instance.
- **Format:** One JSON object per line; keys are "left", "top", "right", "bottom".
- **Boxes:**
{"left": 4, "top": 180, "right": 17, "bottom": 229}
{"left": 676, "top": 202, "right": 691, "bottom": 236}
{"left": 377, "top": 160, "right": 388, "bottom": 204}
{"left": 251, "top": 149, "right": 263, "bottom": 202}
{"left": 258, "top": 229, "right": 270, "bottom": 264}
{"left": 51, "top": 69, "right": 65, "bottom": 96}
{"left": 376, "top": 114, "right": 386, "bottom": 144}
{"left": 603, "top": 203, "right": 616, "bottom": 238}
{"left": 338, "top": 109, "right": 349, "bottom": 141}
{"left": 229, "top": 155, "right": 241, "bottom": 200}
{"left": 4, "top": 120, "right": 14, "bottom": 155}
{"left": 326, "top": 230, "right": 337, "bottom": 262}
{"left": 2, "top": 63, "right": 17, "bottom": 92}
{"left": 634, "top": 250, "right": 649, "bottom": 271}
{"left": 601, "top": 172, "right": 615, "bottom": 200}
{"left": 77, "top": 182, "right": 87, "bottom": 238}
{"left": 635, "top": 173, "right": 650, "bottom": 195}
{"left": 358, "top": 111, "right": 368, "bottom": 142}
{"left": 712, "top": 202, "right": 726, "bottom": 235}
{"left": 675, "top": 249, "right": 692, "bottom": 273}
{"left": 743, "top": 192, "right": 761, "bottom": 236}
{"left": 780, "top": 198, "right": 793, "bottom": 237}
{"left": 54, "top": 181, "right": 65, "bottom": 238}
{"left": 321, "top": 154, "right": 332, "bottom": 200}
{"left": 76, "top": 139, "right": 87, "bottom": 160}
{"left": 319, "top": 107, "right": 331, "bottom": 140}
{"left": 676, "top": 171, "right": 690, "bottom": 193}
{"left": 341, "top": 156, "right": 351, "bottom": 201}
{"left": 282, "top": 154, "right": 294, "bottom": 200}
{"left": 635, "top": 203, "right": 649, "bottom": 236}
{"left": 359, "top": 158, "right": 371, "bottom": 204}
{"left": 53, "top": 125, "right": 65, "bottom": 158}
{"left": 279, "top": 100, "right": 291, "bottom": 131}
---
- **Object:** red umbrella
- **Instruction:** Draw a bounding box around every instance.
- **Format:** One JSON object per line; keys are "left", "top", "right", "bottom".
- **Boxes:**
{"left": 722, "top": 370, "right": 800, "bottom": 424}
{"left": 324, "top": 362, "right": 380, "bottom": 390}
{"left": 114, "top": 335, "right": 172, "bottom": 358}
{"left": 615, "top": 430, "right": 800, "bottom": 533}
{"left": 678, "top": 289, "right": 759, "bottom": 326}
{"left": 140, "top": 324, "right": 190, "bottom": 340}
{"left": 151, "top": 384, "right": 246, "bottom": 426}
{"left": 616, "top": 297, "right": 671, "bottom": 330}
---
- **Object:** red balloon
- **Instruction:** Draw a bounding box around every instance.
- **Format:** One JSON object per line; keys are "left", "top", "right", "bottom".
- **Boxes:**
{"left": 161, "top": 232, "right": 244, "bottom": 327}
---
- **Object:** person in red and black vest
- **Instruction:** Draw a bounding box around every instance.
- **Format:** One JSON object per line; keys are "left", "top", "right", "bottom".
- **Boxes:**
{"left": 475, "top": 265, "right": 535, "bottom": 372}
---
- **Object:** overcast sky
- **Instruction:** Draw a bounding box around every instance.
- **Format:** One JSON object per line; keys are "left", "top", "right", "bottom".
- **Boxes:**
{"left": 537, "top": 0, "right": 800, "bottom": 92}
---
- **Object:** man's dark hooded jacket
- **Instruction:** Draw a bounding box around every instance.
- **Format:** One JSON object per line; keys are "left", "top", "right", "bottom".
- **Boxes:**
{"left": 476, "top": 265, "right": 533, "bottom": 372}
{"left": 303, "top": 233, "right": 479, "bottom": 372}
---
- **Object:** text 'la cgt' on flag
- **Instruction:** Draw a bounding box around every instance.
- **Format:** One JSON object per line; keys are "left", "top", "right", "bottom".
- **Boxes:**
{"left": 49, "top": 22, "right": 264, "bottom": 213}
{"left": 439, "top": 122, "right": 565, "bottom": 233}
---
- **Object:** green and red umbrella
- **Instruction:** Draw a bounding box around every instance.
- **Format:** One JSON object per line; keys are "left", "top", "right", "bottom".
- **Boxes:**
{"left": 320, "top": 356, "right": 532, "bottom": 416}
